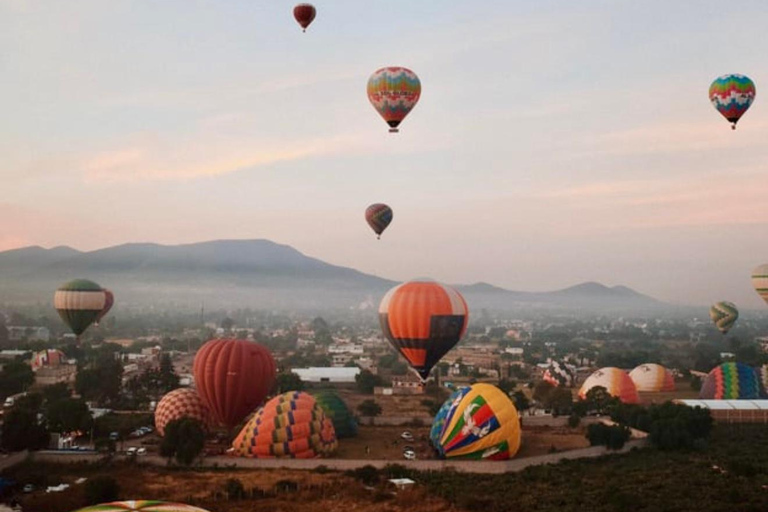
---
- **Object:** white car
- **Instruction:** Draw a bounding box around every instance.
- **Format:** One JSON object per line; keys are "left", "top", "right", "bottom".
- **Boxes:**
{"left": 137, "top": 447, "right": 147, "bottom": 456}
{"left": 403, "top": 449, "right": 416, "bottom": 460}
{"left": 126, "top": 447, "right": 137, "bottom": 456}
{"left": 400, "top": 431, "right": 414, "bottom": 442}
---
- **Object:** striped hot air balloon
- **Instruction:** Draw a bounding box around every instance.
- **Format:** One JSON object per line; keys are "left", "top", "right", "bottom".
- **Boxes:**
{"left": 31, "top": 349, "right": 67, "bottom": 370}
{"left": 367, "top": 67, "right": 421, "bottom": 133}
{"left": 542, "top": 360, "right": 575, "bottom": 387}
{"left": 54, "top": 279, "right": 108, "bottom": 337}
{"left": 432, "top": 384, "right": 521, "bottom": 460}
{"left": 629, "top": 363, "right": 675, "bottom": 392}
{"left": 709, "top": 301, "right": 739, "bottom": 335}
{"left": 709, "top": 74, "right": 756, "bottom": 129}
{"left": 430, "top": 386, "right": 470, "bottom": 448}
{"left": 579, "top": 367, "right": 639, "bottom": 404}
{"left": 154, "top": 388, "right": 213, "bottom": 437}
{"left": 379, "top": 280, "right": 469, "bottom": 381}
{"left": 70, "top": 501, "right": 211, "bottom": 512}
{"left": 751, "top": 264, "right": 768, "bottom": 306}
{"left": 700, "top": 362, "right": 761, "bottom": 400}
{"left": 231, "top": 391, "right": 337, "bottom": 458}
{"left": 312, "top": 390, "right": 358, "bottom": 439}
{"left": 365, "top": 203, "right": 393, "bottom": 239}
{"left": 94, "top": 288, "right": 114, "bottom": 326}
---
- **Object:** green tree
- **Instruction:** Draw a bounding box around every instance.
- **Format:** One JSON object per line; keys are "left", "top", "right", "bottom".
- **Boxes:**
{"left": 224, "top": 478, "right": 245, "bottom": 500}
{"left": 75, "top": 357, "right": 122, "bottom": 406}
{"left": 357, "top": 399, "right": 382, "bottom": 417}
{"left": 0, "top": 360, "right": 34, "bottom": 399}
{"left": 355, "top": 370, "right": 383, "bottom": 394}
{"left": 84, "top": 476, "right": 120, "bottom": 504}
{"left": 220, "top": 317, "right": 234, "bottom": 330}
{"left": 1, "top": 394, "right": 49, "bottom": 451}
{"left": 496, "top": 378, "right": 517, "bottom": 395}
{"left": 273, "top": 371, "right": 305, "bottom": 394}
{"left": 47, "top": 398, "right": 93, "bottom": 433}
{"left": 583, "top": 386, "right": 617, "bottom": 415}
{"left": 160, "top": 417, "right": 206, "bottom": 466}
{"left": 42, "top": 383, "right": 71, "bottom": 403}
{"left": 512, "top": 391, "right": 530, "bottom": 414}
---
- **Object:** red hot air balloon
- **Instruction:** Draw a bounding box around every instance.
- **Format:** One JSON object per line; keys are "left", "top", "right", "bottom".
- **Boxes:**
{"left": 293, "top": 3, "right": 316, "bottom": 32}
{"left": 365, "top": 203, "right": 393, "bottom": 239}
{"left": 94, "top": 289, "right": 114, "bottom": 326}
{"left": 193, "top": 339, "right": 276, "bottom": 429}
{"left": 379, "top": 280, "right": 469, "bottom": 381}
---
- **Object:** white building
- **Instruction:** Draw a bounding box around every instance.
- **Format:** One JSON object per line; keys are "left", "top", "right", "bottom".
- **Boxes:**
{"left": 328, "top": 343, "right": 364, "bottom": 355}
{"left": 292, "top": 367, "right": 360, "bottom": 383}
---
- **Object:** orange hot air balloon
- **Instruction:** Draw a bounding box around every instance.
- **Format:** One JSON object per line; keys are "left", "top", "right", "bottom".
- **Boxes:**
{"left": 193, "top": 339, "right": 276, "bottom": 429}
{"left": 379, "top": 280, "right": 469, "bottom": 381}
{"left": 293, "top": 3, "right": 316, "bottom": 32}
{"left": 154, "top": 388, "right": 213, "bottom": 437}
{"left": 94, "top": 289, "right": 114, "bottom": 326}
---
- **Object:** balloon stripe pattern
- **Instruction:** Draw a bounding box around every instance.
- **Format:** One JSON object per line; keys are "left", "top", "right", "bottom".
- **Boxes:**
{"left": 154, "top": 388, "right": 213, "bottom": 437}
{"left": 700, "top": 362, "right": 761, "bottom": 400}
{"left": 54, "top": 279, "right": 107, "bottom": 336}
{"left": 95, "top": 289, "right": 114, "bottom": 325}
{"left": 751, "top": 264, "right": 768, "bottom": 306}
{"left": 312, "top": 390, "right": 358, "bottom": 439}
{"left": 579, "top": 367, "right": 639, "bottom": 404}
{"left": 379, "top": 281, "right": 469, "bottom": 381}
{"left": 709, "top": 74, "right": 755, "bottom": 128}
{"left": 758, "top": 365, "right": 768, "bottom": 398}
{"left": 542, "top": 361, "right": 575, "bottom": 387}
{"left": 32, "top": 349, "right": 66, "bottom": 370}
{"left": 193, "top": 339, "right": 276, "bottom": 429}
{"left": 365, "top": 203, "right": 393, "bottom": 238}
{"left": 709, "top": 301, "right": 738, "bottom": 334}
{"left": 293, "top": 3, "right": 316, "bottom": 31}
{"left": 629, "top": 364, "right": 675, "bottom": 392}
{"left": 430, "top": 386, "right": 470, "bottom": 447}
{"left": 231, "top": 391, "right": 337, "bottom": 458}
{"left": 70, "top": 501, "right": 211, "bottom": 511}
{"left": 367, "top": 67, "right": 421, "bottom": 132}
{"left": 432, "top": 384, "right": 521, "bottom": 460}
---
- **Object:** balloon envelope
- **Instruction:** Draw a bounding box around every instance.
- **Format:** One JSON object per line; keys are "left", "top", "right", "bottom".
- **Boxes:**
{"left": 54, "top": 279, "right": 107, "bottom": 336}
{"left": 542, "top": 361, "right": 575, "bottom": 387}
{"left": 231, "top": 391, "right": 337, "bottom": 458}
{"left": 155, "top": 388, "right": 213, "bottom": 437}
{"left": 628, "top": 364, "right": 675, "bottom": 392}
{"left": 709, "top": 301, "right": 738, "bottom": 334}
{"left": 293, "top": 3, "right": 316, "bottom": 31}
{"left": 700, "top": 362, "right": 761, "bottom": 399}
{"left": 379, "top": 280, "right": 469, "bottom": 381}
{"left": 367, "top": 67, "right": 421, "bottom": 132}
{"left": 365, "top": 203, "right": 393, "bottom": 238}
{"left": 312, "top": 390, "right": 358, "bottom": 439}
{"left": 95, "top": 288, "right": 114, "bottom": 325}
{"left": 432, "top": 384, "right": 521, "bottom": 460}
{"left": 193, "top": 339, "right": 276, "bottom": 429}
{"left": 31, "top": 349, "right": 67, "bottom": 370}
{"left": 709, "top": 74, "right": 756, "bottom": 128}
{"left": 70, "top": 501, "right": 211, "bottom": 512}
{"left": 751, "top": 264, "right": 768, "bottom": 306}
{"left": 430, "top": 386, "right": 470, "bottom": 448}
{"left": 579, "top": 367, "right": 639, "bottom": 404}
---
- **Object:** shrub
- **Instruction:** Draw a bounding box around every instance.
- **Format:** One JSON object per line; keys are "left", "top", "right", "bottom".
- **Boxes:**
{"left": 567, "top": 414, "right": 581, "bottom": 428}
{"left": 84, "top": 476, "right": 120, "bottom": 505}
{"left": 586, "top": 423, "right": 630, "bottom": 450}
{"left": 345, "top": 465, "right": 380, "bottom": 486}
{"left": 224, "top": 478, "right": 245, "bottom": 500}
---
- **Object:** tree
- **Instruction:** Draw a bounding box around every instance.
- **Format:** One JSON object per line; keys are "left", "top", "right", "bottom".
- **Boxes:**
{"left": 75, "top": 357, "right": 122, "bottom": 406}
{"left": 42, "top": 383, "right": 71, "bottom": 403}
{"left": 355, "top": 370, "right": 383, "bottom": 394}
{"left": 1, "top": 394, "right": 49, "bottom": 451}
{"left": 496, "top": 378, "right": 517, "bottom": 395}
{"left": 84, "top": 476, "right": 120, "bottom": 504}
{"left": 546, "top": 387, "right": 574, "bottom": 416}
{"left": 0, "top": 360, "right": 34, "bottom": 399}
{"left": 586, "top": 423, "right": 630, "bottom": 450}
{"left": 357, "top": 399, "right": 382, "bottom": 417}
{"left": 532, "top": 380, "right": 554, "bottom": 404}
{"left": 512, "top": 391, "right": 530, "bottom": 414}
{"left": 273, "top": 371, "right": 304, "bottom": 394}
{"left": 160, "top": 417, "right": 206, "bottom": 466}
{"left": 224, "top": 478, "right": 245, "bottom": 500}
{"left": 47, "top": 398, "right": 93, "bottom": 433}
{"left": 220, "top": 317, "right": 235, "bottom": 330}
{"left": 0, "top": 323, "right": 8, "bottom": 348}
{"left": 583, "top": 386, "right": 617, "bottom": 415}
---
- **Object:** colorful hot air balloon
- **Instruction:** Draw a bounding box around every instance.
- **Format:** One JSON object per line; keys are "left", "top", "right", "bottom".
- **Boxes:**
{"left": 757, "top": 364, "right": 768, "bottom": 398}
{"left": 94, "top": 288, "right": 114, "bottom": 326}
{"left": 700, "top": 362, "right": 761, "bottom": 400}
{"left": 31, "top": 349, "right": 67, "bottom": 370}
{"left": 293, "top": 3, "right": 316, "bottom": 32}
{"left": 578, "top": 367, "right": 639, "bottom": 404}
{"left": 432, "top": 384, "right": 521, "bottom": 460}
{"left": 365, "top": 203, "right": 393, "bottom": 239}
{"left": 312, "top": 390, "right": 358, "bottom": 439}
{"left": 628, "top": 363, "right": 675, "bottom": 392}
{"left": 751, "top": 264, "right": 768, "bottom": 306}
{"left": 542, "top": 361, "right": 575, "bottom": 387}
{"left": 379, "top": 280, "right": 469, "bottom": 381}
{"left": 54, "top": 279, "right": 108, "bottom": 337}
{"left": 709, "top": 74, "right": 756, "bottom": 129}
{"left": 70, "top": 501, "right": 211, "bottom": 512}
{"left": 231, "top": 391, "right": 337, "bottom": 458}
{"left": 154, "top": 388, "right": 213, "bottom": 437}
{"left": 709, "top": 301, "right": 739, "bottom": 335}
{"left": 430, "top": 386, "right": 470, "bottom": 448}
{"left": 367, "top": 67, "right": 421, "bottom": 133}
{"left": 193, "top": 339, "right": 276, "bottom": 429}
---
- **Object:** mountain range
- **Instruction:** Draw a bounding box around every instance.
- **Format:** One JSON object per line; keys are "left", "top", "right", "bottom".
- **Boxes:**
{"left": 0, "top": 239, "right": 663, "bottom": 312}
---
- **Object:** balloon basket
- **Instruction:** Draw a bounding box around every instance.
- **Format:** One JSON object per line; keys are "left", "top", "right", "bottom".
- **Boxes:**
{"left": 389, "top": 128, "right": 399, "bottom": 133}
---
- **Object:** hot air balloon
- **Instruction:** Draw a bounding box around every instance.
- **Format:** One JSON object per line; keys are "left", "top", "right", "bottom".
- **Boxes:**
{"left": 365, "top": 203, "right": 393, "bottom": 239}
{"left": 709, "top": 74, "right": 756, "bottom": 129}
{"left": 54, "top": 279, "right": 108, "bottom": 338}
{"left": 757, "top": 364, "right": 768, "bottom": 398}
{"left": 430, "top": 386, "right": 470, "bottom": 448}
{"left": 94, "top": 288, "right": 114, "bottom": 326}
{"left": 578, "top": 367, "right": 639, "bottom": 404}
{"left": 312, "top": 390, "right": 358, "bottom": 438}
{"left": 542, "top": 361, "right": 575, "bottom": 387}
{"left": 700, "top": 362, "right": 761, "bottom": 400}
{"left": 193, "top": 339, "right": 276, "bottom": 429}
{"left": 367, "top": 67, "right": 421, "bottom": 133}
{"left": 431, "top": 384, "right": 521, "bottom": 460}
{"left": 31, "top": 349, "right": 67, "bottom": 370}
{"left": 293, "top": 3, "right": 316, "bottom": 32}
{"left": 751, "top": 264, "right": 768, "bottom": 306}
{"left": 379, "top": 280, "right": 469, "bottom": 381}
{"left": 231, "top": 391, "right": 337, "bottom": 458}
{"left": 628, "top": 363, "right": 675, "bottom": 392}
{"left": 155, "top": 388, "right": 213, "bottom": 437}
{"left": 709, "top": 301, "right": 738, "bottom": 334}
{"left": 70, "top": 501, "right": 211, "bottom": 512}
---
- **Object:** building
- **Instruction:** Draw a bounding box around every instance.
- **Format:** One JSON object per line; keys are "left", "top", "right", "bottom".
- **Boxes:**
{"left": 331, "top": 353, "right": 354, "bottom": 367}
{"left": 292, "top": 367, "right": 360, "bottom": 383}
{"left": 390, "top": 375, "right": 425, "bottom": 395}
{"left": 7, "top": 326, "right": 50, "bottom": 342}
{"left": 35, "top": 365, "right": 77, "bottom": 386}
{"left": 328, "top": 343, "right": 364, "bottom": 355}
{"left": 676, "top": 399, "right": 768, "bottom": 423}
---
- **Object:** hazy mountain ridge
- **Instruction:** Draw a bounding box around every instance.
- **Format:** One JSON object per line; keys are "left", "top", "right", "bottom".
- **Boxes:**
{"left": 0, "top": 240, "right": 663, "bottom": 312}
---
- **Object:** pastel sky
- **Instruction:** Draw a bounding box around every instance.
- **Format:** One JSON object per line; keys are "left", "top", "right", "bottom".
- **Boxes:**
{"left": 3, "top": 0, "right": 768, "bottom": 307}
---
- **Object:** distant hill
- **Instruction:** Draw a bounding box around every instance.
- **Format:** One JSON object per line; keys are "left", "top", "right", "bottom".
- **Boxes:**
{"left": 0, "top": 240, "right": 663, "bottom": 312}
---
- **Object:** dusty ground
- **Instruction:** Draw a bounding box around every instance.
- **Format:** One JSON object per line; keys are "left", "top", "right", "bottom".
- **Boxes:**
{"left": 339, "top": 388, "right": 442, "bottom": 419}
{"left": 637, "top": 389, "right": 700, "bottom": 404}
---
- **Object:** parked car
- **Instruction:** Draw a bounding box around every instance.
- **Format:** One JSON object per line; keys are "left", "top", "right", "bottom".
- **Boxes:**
{"left": 400, "top": 431, "right": 414, "bottom": 442}
{"left": 23, "top": 484, "right": 34, "bottom": 493}
{"left": 137, "top": 447, "right": 147, "bottom": 456}
{"left": 109, "top": 432, "right": 119, "bottom": 441}
{"left": 403, "top": 449, "right": 416, "bottom": 460}
{"left": 126, "top": 447, "right": 137, "bottom": 456}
